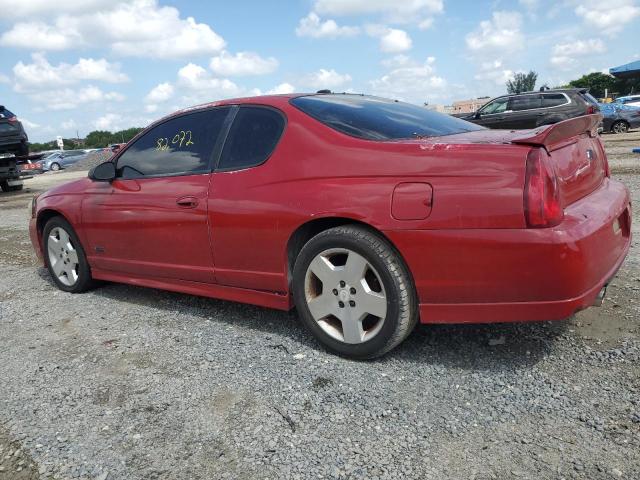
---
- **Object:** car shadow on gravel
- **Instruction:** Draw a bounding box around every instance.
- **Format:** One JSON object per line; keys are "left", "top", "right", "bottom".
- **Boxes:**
{"left": 37, "top": 267, "right": 569, "bottom": 370}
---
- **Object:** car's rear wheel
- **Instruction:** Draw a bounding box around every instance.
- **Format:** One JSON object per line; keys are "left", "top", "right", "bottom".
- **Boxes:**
{"left": 292, "top": 225, "right": 417, "bottom": 359}
{"left": 0, "top": 181, "right": 22, "bottom": 192}
{"left": 43, "top": 217, "right": 94, "bottom": 293}
{"left": 611, "top": 120, "right": 629, "bottom": 134}
{"left": 49, "top": 162, "right": 61, "bottom": 171}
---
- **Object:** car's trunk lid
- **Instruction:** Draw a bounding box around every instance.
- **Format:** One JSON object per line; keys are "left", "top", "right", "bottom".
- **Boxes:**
{"left": 424, "top": 114, "right": 606, "bottom": 206}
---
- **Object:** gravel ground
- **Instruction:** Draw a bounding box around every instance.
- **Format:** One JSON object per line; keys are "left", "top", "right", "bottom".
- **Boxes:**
{"left": 1, "top": 134, "right": 639, "bottom": 479}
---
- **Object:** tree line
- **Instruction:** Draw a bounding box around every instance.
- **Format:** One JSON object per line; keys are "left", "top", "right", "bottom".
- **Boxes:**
{"left": 506, "top": 71, "right": 639, "bottom": 98}
{"left": 29, "top": 127, "right": 143, "bottom": 153}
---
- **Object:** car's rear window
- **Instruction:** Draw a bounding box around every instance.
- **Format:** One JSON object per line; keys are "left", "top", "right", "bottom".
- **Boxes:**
{"left": 291, "top": 94, "right": 484, "bottom": 141}
{"left": 0, "top": 108, "right": 15, "bottom": 119}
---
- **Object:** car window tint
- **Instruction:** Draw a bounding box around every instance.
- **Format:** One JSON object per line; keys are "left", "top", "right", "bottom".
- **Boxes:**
{"left": 292, "top": 95, "right": 484, "bottom": 140}
{"left": 218, "top": 107, "right": 285, "bottom": 170}
{"left": 509, "top": 95, "right": 541, "bottom": 111}
{"left": 542, "top": 93, "right": 567, "bottom": 107}
{"left": 480, "top": 97, "right": 509, "bottom": 114}
{"left": 0, "top": 108, "right": 15, "bottom": 118}
{"left": 116, "top": 108, "right": 229, "bottom": 179}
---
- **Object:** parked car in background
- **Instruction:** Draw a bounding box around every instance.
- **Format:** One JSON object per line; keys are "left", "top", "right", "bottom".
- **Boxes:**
{"left": 38, "top": 150, "right": 88, "bottom": 171}
{"left": 0, "top": 105, "right": 28, "bottom": 157}
{"left": 461, "top": 89, "right": 600, "bottom": 130}
{"left": 614, "top": 95, "right": 640, "bottom": 108}
{"left": 599, "top": 103, "right": 640, "bottom": 133}
{"left": 28, "top": 93, "right": 630, "bottom": 358}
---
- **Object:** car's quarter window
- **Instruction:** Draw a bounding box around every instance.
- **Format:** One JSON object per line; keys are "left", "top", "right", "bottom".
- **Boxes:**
{"left": 116, "top": 107, "right": 230, "bottom": 179}
{"left": 542, "top": 93, "right": 568, "bottom": 107}
{"left": 217, "top": 106, "right": 285, "bottom": 171}
{"left": 291, "top": 94, "right": 484, "bottom": 141}
{"left": 509, "top": 95, "right": 542, "bottom": 111}
{"left": 479, "top": 97, "right": 509, "bottom": 115}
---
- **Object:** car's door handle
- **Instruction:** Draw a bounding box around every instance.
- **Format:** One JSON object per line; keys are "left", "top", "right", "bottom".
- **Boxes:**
{"left": 176, "top": 196, "right": 198, "bottom": 208}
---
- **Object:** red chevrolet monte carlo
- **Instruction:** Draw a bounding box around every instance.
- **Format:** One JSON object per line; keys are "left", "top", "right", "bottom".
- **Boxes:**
{"left": 28, "top": 94, "right": 631, "bottom": 359}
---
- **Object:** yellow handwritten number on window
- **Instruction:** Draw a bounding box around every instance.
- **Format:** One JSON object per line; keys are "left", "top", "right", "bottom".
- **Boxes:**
{"left": 156, "top": 131, "right": 195, "bottom": 151}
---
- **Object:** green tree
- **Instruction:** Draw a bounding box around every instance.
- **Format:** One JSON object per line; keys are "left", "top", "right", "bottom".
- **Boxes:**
{"left": 506, "top": 71, "right": 538, "bottom": 94}
{"left": 565, "top": 72, "right": 640, "bottom": 98}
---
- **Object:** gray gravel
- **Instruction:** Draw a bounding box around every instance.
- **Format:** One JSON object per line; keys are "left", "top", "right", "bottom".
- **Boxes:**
{"left": 0, "top": 145, "right": 639, "bottom": 479}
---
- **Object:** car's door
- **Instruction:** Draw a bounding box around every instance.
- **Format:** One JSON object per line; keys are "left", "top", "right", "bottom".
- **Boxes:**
{"left": 81, "top": 107, "right": 232, "bottom": 283}
{"left": 505, "top": 94, "right": 542, "bottom": 129}
{"left": 474, "top": 97, "right": 511, "bottom": 129}
{"left": 60, "top": 151, "right": 81, "bottom": 168}
{"left": 208, "top": 105, "right": 287, "bottom": 292}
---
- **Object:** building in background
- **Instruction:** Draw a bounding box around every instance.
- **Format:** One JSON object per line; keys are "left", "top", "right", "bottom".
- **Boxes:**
{"left": 451, "top": 97, "right": 490, "bottom": 114}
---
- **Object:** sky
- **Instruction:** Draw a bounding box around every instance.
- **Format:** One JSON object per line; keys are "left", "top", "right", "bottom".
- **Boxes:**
{"left": 0, "top": 0, "right": 638, "bottom": 142}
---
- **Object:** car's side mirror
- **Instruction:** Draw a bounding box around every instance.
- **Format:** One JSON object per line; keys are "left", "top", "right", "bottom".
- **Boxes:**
{"left": 89, "top": 161, "right": 116, "bottom": 182}
{"left": 474, "top": 111, "right": 481, "bottom": 119}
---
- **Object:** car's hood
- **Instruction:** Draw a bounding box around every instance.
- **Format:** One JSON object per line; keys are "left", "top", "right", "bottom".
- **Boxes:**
{"left": 40, "top": 177, "right": 92, "bottom": 199}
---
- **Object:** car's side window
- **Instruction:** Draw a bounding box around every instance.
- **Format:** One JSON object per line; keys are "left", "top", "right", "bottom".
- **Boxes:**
{"left": 116, "top": 107, "right": 230, "bottom": 179}
{"left": 480, "top": 97, "right": 509, "bottom": 115}
{"left": 509, "top": 95, "right": 542, "bottom": 111}
{"left": 217, "top": 106, "right": 285, "bottom": 171}
{"left": 542, "top": 93, "right": 568, "bottom": 107}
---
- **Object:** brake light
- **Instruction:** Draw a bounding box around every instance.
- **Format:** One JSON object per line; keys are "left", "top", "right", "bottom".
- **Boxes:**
{"left": 524, "top": 148, "right": 563, "bottom": 228}
{"left": 586, "top": 105, "right": 596, "bottom": 114}
{"left": 7, "top": 116, "right": 18, "bottom": 124}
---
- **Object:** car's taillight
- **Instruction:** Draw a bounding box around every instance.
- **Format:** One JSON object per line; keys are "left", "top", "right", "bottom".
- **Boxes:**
{"left": 7, "top": 116, "right": 18, "bottom": 124}
{"left": 524, "top": 148, "right": 563, "bottom": 228}
{"left": 586, "top": 105, "right": 596, "bottom": 114}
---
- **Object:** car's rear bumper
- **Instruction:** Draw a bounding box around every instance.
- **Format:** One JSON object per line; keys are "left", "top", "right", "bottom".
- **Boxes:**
{"left": 385, "top": 178, "right": 632, "bottom": 324}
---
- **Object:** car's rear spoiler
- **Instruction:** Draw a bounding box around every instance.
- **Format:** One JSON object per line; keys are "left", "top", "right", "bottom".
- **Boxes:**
{"left": 510, "top": 114, "right": 602, "bottom": 151}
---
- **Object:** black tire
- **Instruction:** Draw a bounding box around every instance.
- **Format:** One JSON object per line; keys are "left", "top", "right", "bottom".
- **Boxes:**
{"left": 292, "top": 225, "right": 418, "bottom": 359}
{"left": 0, "top": 181, "right": 8, "bottom": 192}
{"left": 611, "top": 121, "right": 629, "bottom": 134}
{"left": 50, "top": 162, "right": 61, "bottom": 171}
{"left": 43, "top": 216, "right": 95, "bottom": 293}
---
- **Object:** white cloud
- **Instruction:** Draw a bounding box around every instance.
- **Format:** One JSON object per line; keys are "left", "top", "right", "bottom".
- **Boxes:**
{"left": 266, "top": 83, "right": 296, "bottom": 95}
{"left": 21, "top": 118, "right": 40, "bottom": 129}
{"left": 303, "top": 69, "right": 352, "bottom": 89}
{"left": 466, "top": 11, "right": 524, "bottom": 55}
{"left": 1, "top": 0, "right": 226, "bottom": 59}
{"left": 145, "top": 82, "right": 175, "bottom": 103}
{"left": 550, "top": 39, "right": 606, "bottom": 70}
{"left": 574, "top": 0, "right": 640, "bottom": 36}
{"left": 519, "top": 0, "right": 539, "bottom": 11}
{"left": 93, "top": 113, "right": 123, "bottom": 131}
{"left": 61, "top": 119, "right": 77, "bottom": 130}
{"left": 0, "top": 21, "right": 81, "bottom": 50}
{"left": 177, "top": 63, "right": 242, "bottom": 95}
{"left": 0, "top": 0, "right": 113, "bottom": 18}
{"left": 367, "top": 25, "right": 412, "bottom": 53}
{"left": 369, "top": 56, "right": 446, "bottom": 103}
{"left": 295, "top": 12, "right": 360, "bottom": 38}
{"left": 210, "top": 50, "right": 278, "bottom": 76}
{"left": 13, "top": 53, "right": 128, "bottom": 92}
{"left": 0, "top": 73, "right": 9, "bottom": 84}
{"left": 28, "top": 86, "right": 125, "bottom": 111}
{"left": 314, "top": 0, "right": 443, "bottom": 23}
{"left": 474, "top": 60, "right": 514, "bottom": 85}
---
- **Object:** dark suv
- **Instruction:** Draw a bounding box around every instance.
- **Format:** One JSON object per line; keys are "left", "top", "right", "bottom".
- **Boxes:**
{"left": 461, "top": 89, "right": 600, "bottom": 130}
{"left": 0, "top": 105, "right": 28, "bottom": 157}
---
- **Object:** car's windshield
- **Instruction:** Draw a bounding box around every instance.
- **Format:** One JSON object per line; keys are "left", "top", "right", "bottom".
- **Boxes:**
{"left": 291, "top": 94, "right": 484, "bottom": 141}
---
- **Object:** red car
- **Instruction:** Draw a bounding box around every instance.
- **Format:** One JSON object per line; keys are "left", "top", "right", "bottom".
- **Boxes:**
{"left": 28, "top": 94, "right": 631, "bottom": 359}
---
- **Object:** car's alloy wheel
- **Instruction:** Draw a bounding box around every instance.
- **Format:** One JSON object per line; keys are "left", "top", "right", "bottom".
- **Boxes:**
{"left": 293, "top": 225, "right": 417, "bottom": 359}
{"left": 47, "top": 227, "right": 80, "bottom": 286}
{"left": 304, "top": 247, "right": 387, "bottom": 344}
{"left": 612, "top": 121, "right": 629, "bottom": 134}
{"left": 50, "top": 162, "right": 61, "bottom": 171}
{"left": 43, "top": 217, "right": 95, "bottom": 293}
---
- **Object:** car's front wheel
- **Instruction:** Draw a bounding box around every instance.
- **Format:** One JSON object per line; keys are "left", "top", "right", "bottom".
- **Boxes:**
{"left": 43, "top": 217, "right": 95, "bottom": 293}
{"left": 611, "top": 120, "right": 629, "bottom": 134}
{"left": 293, "top": 225, "right": 417, "bottom": 359}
